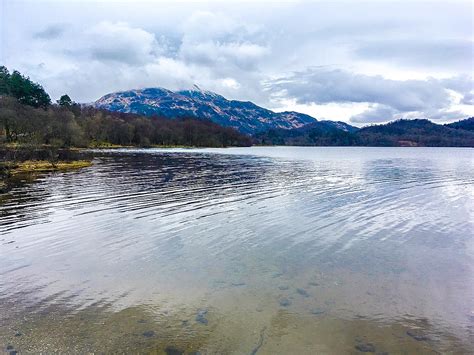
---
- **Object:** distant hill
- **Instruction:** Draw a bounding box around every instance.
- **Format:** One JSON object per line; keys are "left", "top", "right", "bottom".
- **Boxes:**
{"left": 445, "top": 117, "right": 474, "bottom": 132}
{"left": 94, "top": 87, "right": 319, "bottom": 134}
{"left": 357, "top": 119, "right": 474, "bottom": 147}
{"left": 255, "top": 119, "right": 474, "bottom": 147}
{"left": 255, "top": 121, "right": 360, "bottom": 146}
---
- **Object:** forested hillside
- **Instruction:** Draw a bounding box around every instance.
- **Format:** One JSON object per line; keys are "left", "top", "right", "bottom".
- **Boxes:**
{"left": 0, "top": 67, "right": 251, "bottom": 148}
{"left": 255, "top": 119, "right": 474, "bottom": 147}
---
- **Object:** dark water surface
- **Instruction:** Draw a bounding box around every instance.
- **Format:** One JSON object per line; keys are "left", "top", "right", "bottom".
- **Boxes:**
{"left": 1, "top": 147, "right": 473, "bottom": 354}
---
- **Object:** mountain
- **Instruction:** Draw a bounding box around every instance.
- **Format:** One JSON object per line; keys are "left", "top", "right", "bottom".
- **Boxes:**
{"left": 255, "top": 119, "right": 474, "bottom": 147}
{"left": 94, "top": 87, "right": 316, "bottom": 134}
{"left": 445, "top": 117, "right": 474, "bottom": 132}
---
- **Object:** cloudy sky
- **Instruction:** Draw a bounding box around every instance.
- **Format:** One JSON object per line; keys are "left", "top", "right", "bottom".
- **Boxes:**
{"left": 1, "top": 0, "right": 472, "bottom": 125}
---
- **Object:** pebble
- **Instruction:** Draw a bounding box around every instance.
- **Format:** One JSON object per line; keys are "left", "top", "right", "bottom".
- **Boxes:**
{"left": 406, "top": 330, "right": 430, "bottom": 341}
{"left": 355, "top": 342, "right": 376, "bottom": 352}
{"left": 279, "top": 298, "right": 292, "bottom": 307}
{"left": 296, "top": 288, "right": 310, "bottom": 297}
{"left": 142, "top": 330, "right": 155, "bottom": 338}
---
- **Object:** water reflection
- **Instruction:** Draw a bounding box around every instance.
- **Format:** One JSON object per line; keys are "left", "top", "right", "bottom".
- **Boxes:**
{"left": 1, "top": 147, "right": 473, "bottom": 353}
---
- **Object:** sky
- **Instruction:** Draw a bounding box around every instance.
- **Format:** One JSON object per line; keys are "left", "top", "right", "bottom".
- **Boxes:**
{"left": 1, "top": 0, "right": 472, "bottom": 126}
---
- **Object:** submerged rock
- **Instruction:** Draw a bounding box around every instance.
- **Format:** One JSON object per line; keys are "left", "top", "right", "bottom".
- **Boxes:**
{"left": 406, "top": 330, "right": 430, "bottom": 341}
{"left": 296, "top": 288, "right": 310, "bottom": 297}
{"left": 142, "top": 330, "right": 155, "bottom": 338}
{"left": 310, "top": 308, "right": 326, "bottom": 315}
{"left": 279, "top": 298, "right": 292, "bottom": 307}
{"left": 355, "top": 342, "right": 376, "bottom": 352}
{"left": 231, "top": 282, "right": 246, "bottom": 287}
{"left": 165, "top": 346, "right": 184, "bottom": 355}
{"left": 196, "top": 309, "right": 208, "bottom": 325}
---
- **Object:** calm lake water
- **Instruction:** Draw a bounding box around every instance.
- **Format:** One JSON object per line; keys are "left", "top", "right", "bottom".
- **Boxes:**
{"left": 1, "top": 147, "right": 473, "bottom": 354}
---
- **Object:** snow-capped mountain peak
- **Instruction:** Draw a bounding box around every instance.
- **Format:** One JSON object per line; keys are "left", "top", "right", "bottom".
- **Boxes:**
{"left": 95, "top": 87, "right": 318, "bottom": 134}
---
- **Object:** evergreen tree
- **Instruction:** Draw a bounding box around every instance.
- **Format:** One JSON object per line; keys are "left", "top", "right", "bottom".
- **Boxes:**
{"left": 0, "top": 67, "right": 51, "bottom": 108}
{"left": 57, "top": 94, "right": 73, "bottom": 107}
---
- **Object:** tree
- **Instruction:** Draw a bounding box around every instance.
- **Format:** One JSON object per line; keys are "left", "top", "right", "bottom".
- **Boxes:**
{"left": 57, "top": 94, "right": 73, "bottom": 107}
{"left": 0, "top": 66, "right": 11, "bottom": 95}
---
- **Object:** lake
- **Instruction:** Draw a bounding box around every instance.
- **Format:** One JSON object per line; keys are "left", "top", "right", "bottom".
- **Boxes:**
{"left": 1, "top": 147, "right": 473, "bottom": 354}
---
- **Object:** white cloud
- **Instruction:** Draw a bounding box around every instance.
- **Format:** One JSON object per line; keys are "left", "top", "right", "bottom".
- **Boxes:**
{"left": 267, "top": 68, "right": 472, "bottom": 124}
{"left": 83, "top": 21, "right": 159, "bottom": 65}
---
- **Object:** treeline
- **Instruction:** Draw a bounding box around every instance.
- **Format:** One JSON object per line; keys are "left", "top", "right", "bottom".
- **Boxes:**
{"left": 0, "top": 66, "right": 251, "bottom": 148}
{"left": 255, "top": 119, "right": 474, "bottom": 147}
{"left": 357, "top": 119, "right": 474, "bottom": 147}
{"left": 0, "top": 97, "right": 252, "bottom": 147}
{"left": 255, "top": 123, "right": 359, "bottom": 146}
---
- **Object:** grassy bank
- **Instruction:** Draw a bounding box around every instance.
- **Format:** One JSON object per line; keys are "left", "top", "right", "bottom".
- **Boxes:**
{"left": 88, "top": 142, "right": 219, "bottom": 149}
{"left": 0, "top": 159, "right": 92, "bottom": 194}
{"left": 0, "top": 147, "right": 94, "bottom": 193}
{"left": 8, "top": 160, "right": 92, "bottom": 174}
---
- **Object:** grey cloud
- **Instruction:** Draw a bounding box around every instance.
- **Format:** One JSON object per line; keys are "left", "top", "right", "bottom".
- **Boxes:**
{"left": 355, "top": 39, "right": 473, "bottom": 71}
{"left": 179, "top": 11, "right": 269, "bottom": 71}
{"left": 440, "top": 75, "right": 473, "bottom": 93}
{"left": 426, "top": 109, "right": 470, "bottom": 122}
{"left": 269, "top": 68, "right": 473, "bottom": 124}
{"left": 84, "top": 22, "right": 159, "bottom": 65}
{"left": 268, "top": 68, "right": 454, "bottom": 112}
{"left": 350, "top": 106, "right": 468, "bottom": 125}
{"left": 350, "top": 105, "right": 399, "bottom": 124}
{"left": 461, "top": 92, "right": 474, "bottom": 105}
{"left": 34, "top": 24, "right": 66, "bottom": 39}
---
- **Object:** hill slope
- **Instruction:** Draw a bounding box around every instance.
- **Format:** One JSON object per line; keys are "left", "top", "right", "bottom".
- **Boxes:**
{"left": 357, "top": 119, "right": 474, "bottom": 147}
{"left": 255, "top": 119, "right": 474, "bottom": 147}
{"left": 445, "top": 117, "right": 474, "bottom": 132}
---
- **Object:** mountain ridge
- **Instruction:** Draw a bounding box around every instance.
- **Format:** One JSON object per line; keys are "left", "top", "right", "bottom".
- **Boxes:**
{"left": 94, "top": 87, "right": 355, "bottom": 134}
